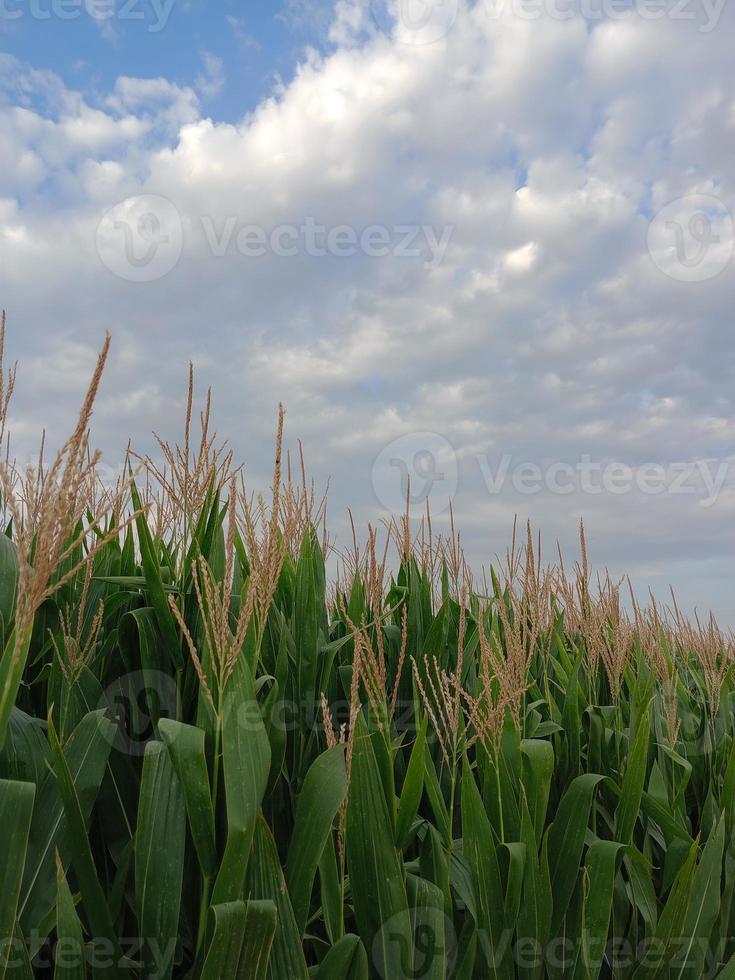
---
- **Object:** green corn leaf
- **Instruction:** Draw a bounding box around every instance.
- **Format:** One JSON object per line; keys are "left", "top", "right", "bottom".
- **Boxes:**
{"left": 0, "top": 779, "right": 35, "bottom": 980}
{"left": 451, "top": 918, "right": 478, "bottom": 980}
{"left": 46, "top": 717, "right": 123, "bottom": 978}
{"left": 548, "top": 773, "right": 605, "bottom": 934}
{"left": 715, "top": 950, "right": 735, "bottom": 979}
{"left": 238, "top": 900, "right": 278, "bottom": 980}
{"left": 461, "top": 757, "right": 510, "bottom": 980}
{"left": 579, "top": 840, "right": 628, "bottom": 978}
{"left": 119, "top": 607, "right": 177, "bottom": 728}
{"left": 520, "top": 738, "right": 554, "bottom": 848}
{"left": 19, "top": 710, "right": 115, "bottom": 937}
{"left": 722, "top": 740, "right": 735, "bottom": 842}
{"left": 419, "top": 824, "right": 451, "bottom": 921}
{"left": 502, "top": 841, "right": 526, "bottom": 935}
{"left": 158, "top": 718, "right": 217, "bottom": 878}
{"left": 261, "top": 651, "right": 287, "bottom": 797}
{"left": 317, "top": 935, "right": 368, "bottom": 980}
{"left": 559, "top": 653, "right": 584, "bottom": 784}
{"left": 423, "top": 743, "right": 450, "bottom": 843}
{"left": 200, "top": 900, "right": 276, "bottom": 980}
{"left": 294, "top": 531, "right": 320, "bottom": 733}
{"left": 0, "top": 708, "right": 49, "bottom": 785}
{"left": 406, "top": 874, "right": 448, "bottom": 980}
{"left": 0, "top": 534, "right": 18, "bottom": 629}
{"left": 395, "top": 715, "right": 428, "bottom": 850}
{"left": 626, "top": 847, "right": 658, "bottom": 934}
{"left": 673, "top": 812, "right": 726, "bottom": 980}
{"left": 200, "top": 902, "right": 248, "bottom": 980}
{"left": 211, "top": 655, "right": 270, "bottom": 905}
{"left": 0, "top": 629, "right": 33, "bottom": 752}
{"left": 246, "top": 815, "right": 308, "bottom": 980}
{"left": 92, "top": 576, "right": 182, "bottom": 593}
{"left": 516, "top": 792, "right": 552, "bottom": 980}
{"left": 128, "top": 479, "right": 182, "bottom": 671}
{"left": 346, "top": 712, "right": 412, "bottom": 980}
{"left": 53, "top": 856, "right": 86, "bottom": 980}
{"left": 285, "top": 744, "right": 347, "bottom": 936}
{"left": 616, "top": 708, "right": 650, "bottom": 845}
{"left": 318, "top": 832, "right": 343, "bottom": 945}
{"left": 134, "top": 740, "right": 186, "bottom": 980}
{"left": 632, "top": 839, "right": 698, "bottom": 980}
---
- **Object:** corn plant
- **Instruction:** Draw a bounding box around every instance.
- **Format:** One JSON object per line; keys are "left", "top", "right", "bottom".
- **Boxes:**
{"left": 1, "top": 325, "right": 735, "bottom": 979}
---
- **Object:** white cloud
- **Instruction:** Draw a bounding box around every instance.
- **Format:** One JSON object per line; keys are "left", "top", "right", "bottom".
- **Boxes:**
{"left": 195, "top": 51, "right": 226, "bottom": 100}
{"left": 1, "top": 1, "right": 734, "bottom": 619}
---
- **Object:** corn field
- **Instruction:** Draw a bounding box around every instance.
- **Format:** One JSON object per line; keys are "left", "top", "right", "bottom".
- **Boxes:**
{"left": 2, "top": 326, "right": 735, "bottom": 980}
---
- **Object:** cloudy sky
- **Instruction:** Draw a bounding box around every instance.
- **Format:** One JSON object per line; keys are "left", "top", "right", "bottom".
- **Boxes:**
{"left": 1, "top": 0, "right": 734, "bottom": 619}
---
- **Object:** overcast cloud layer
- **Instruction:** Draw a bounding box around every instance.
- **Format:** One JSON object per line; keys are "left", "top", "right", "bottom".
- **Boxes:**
{"left": 1, "top": 0, "right": 734, "bottom": 619}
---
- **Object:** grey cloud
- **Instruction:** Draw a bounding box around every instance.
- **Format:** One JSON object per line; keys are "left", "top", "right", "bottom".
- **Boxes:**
{"left": 1, "top": 1, "right": 734, "bottom": 620}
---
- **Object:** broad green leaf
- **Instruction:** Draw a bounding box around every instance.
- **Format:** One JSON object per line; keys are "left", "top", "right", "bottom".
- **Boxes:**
{"left": 0, "top": 708, "right": 49, "bottom": 784}
{"left": 580, "top": 840, "right": 627, "bottom": 978}
{"left": 211, "top": 656, "right": 270, "bottom": 904}
{"left": 239, "top": 900, "right": 278, "bottom": 980}
{"left": 200, "top": 902, "right": 248, "bottom": 980}
{"left": 317, "top": 935, "right": 368, "bottom": 980}
{"left": 20, "top": 711, "right": 114, "bottom": 936}
{"left": 47, "top": 717, "right": 123, "bottom": 978}
{"left": 673, "top": 812, "right": 726, "bottom": 980}
{"left": 0, "top": 779, "right": 35, "bottom": 980}
{"left": 128, "top": 480, "right": 182, "bottom": 671}
{"left": 0, "top": 534, "right": 18, "bottom": 627}
{"left": 294, "top": 531, "right": 320, "bottom": 732}
{"left": 517, "top": 805, "right": 552, "bottom": 980}
{"left": 246, "top": 815, "right": 308, "bottom": 980}
{"left": 317, "top": 833, "right": 342, "bottom": 946}
{"left": 521, "top": 738, "right": 554, "bottom": 848}
{"left": 53, "top": 857, "right": 86, "bottom": 980}
{"left": 158, "top": 718, "right": 217, "bottom": 878}
{"left": 285, "top": 744, "right": 347, "bottom": 936}
{"left": 548, "top": 773, "right": 605, "bottom": 934}
{"left": 0, "top": 629, "right": 33, "bottom": 752}
{"left": 423, "top": 744, "right": 450, "bottom": 843}
{"left": 119, "top": 607, "right": 176, "bottom": 728}
{"left": 559, "top": 653, "right": 584, "bottom": 784}
{"left": 502, "top": 842, "right": 526, "bottom": 935}
{"left": 633, "top": 839, "right": 698, "bottom": 980}
{"left": 407, "top": 873, "right": 448, "bottom": 980}
{"left": 395, "top": 716, "right": 428, "bottom": 850}
{"left": 461, "top": 757, "right": 510, "bottom": 980}
{"left": 135, "top": 740, "right": 186, "bottom": 980}
{"left": 200, "top": 900, "right": 276, "bottom": 980}
{"left": 346, "top": 713, "right": 412, "bottom": 979}
{"left": 616, "top": 708, "right": 650, "bottom": 845}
